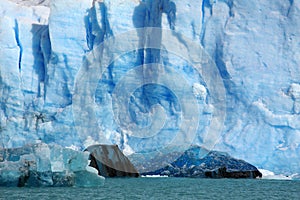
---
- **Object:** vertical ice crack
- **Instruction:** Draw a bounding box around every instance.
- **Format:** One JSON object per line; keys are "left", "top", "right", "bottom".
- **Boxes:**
{"left": 200, "top": 0, "right": 213, "bottom": 47}
{"left": 220, "top": 0, "right": 234, "bottom": 17}
{"left": 227, "top": 0, "right": 234, "bottom": 17}
{"left": 200, "top": 0, "right": 205, "bottom": 46}
{"left": 84, "top": 12, "right": 94, "bottom": 51}
{"left": 287, "top": 0, "right": 294, "bottom": 16}
{"left": 85, "top": 2, "right": 113, "bottom": 50}
{"left": 14, "top": 19, "right": 23, "bottom": 73}
{"left": 100, "top": 2, "right": 113, "bottom": 38}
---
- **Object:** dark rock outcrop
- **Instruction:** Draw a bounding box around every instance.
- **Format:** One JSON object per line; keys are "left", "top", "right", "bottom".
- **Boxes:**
{"left": 86, "top": 144, "right": 139, "bottom": 177}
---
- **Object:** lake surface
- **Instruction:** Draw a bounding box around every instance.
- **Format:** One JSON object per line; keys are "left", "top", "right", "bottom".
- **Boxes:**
{"left": 1, "top": 178, "right": 299, "bottom": 200}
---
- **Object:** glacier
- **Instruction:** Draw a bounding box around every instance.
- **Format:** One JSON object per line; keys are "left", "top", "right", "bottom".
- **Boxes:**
{"left": 0, "top": 0, "right": 300, "bottom": 176}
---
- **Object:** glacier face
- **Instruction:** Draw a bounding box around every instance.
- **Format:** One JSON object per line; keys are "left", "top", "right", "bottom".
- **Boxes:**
{"left": 0, "top": 0, "right": 299, "bottom": 175}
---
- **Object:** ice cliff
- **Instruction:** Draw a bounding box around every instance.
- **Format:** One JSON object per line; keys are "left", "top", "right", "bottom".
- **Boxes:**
{"left": 0, "top": 0, "right": 299, "bottom": 176}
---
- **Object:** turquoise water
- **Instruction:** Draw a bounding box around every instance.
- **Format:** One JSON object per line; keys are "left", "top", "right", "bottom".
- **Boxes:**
{"left": 1, "top": 178, "right": 299, "bottom": 200}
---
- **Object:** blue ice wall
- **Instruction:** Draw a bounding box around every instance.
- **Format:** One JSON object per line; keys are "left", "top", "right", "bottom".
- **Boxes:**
{"left": 0, "top": 0, "right": 299, "bottom": 175}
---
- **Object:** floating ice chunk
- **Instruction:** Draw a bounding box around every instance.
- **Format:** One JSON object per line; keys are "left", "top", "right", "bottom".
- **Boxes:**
{"left": 74, "top": 170, "right": 105, "bottom": 187}
{"left": 141, "top": 175, "right": 168, "bottom": 178}
{"left": 259, "top": 168, "right": 292, "bottom": 180}
{"left": 0, "top": 143, "right": 105, "bottom": 187}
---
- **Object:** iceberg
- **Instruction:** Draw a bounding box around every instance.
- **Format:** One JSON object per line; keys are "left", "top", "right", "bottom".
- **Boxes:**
{"left": 0, "top": 143, "right": 105, "bottom": 187}
{"left": 0, "top": 0, "right": 299, "bottom": 176}
{"left": 259, "top": 168, "right": 293, "bottom": 180}
{"left": 131, "top": 145, "right": 262, "bottom": 178}
{"left": 87, "top": 144, "right": 139, "bottom": 177}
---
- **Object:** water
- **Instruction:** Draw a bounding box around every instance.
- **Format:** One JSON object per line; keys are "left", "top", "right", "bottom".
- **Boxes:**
{"left": 0, "top": 178, "right": 299, "bottom": 200}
